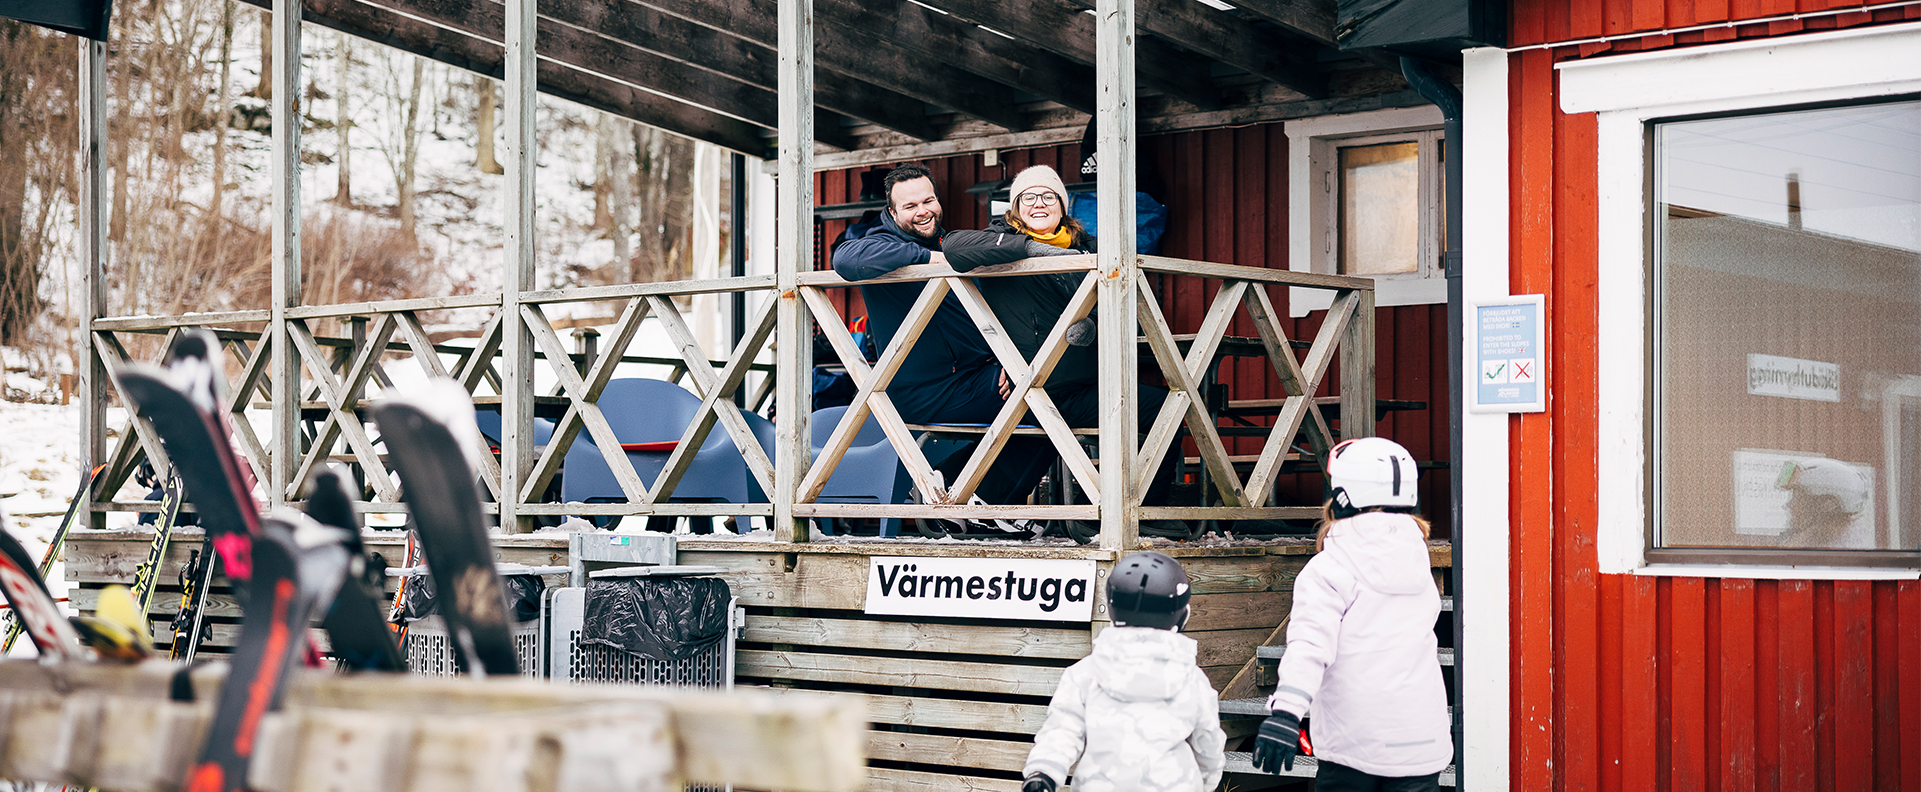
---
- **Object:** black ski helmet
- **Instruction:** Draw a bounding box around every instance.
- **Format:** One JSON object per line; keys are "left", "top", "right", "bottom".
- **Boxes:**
{"left": 1108, "top": 551, "right": 1191, "bottom": 630}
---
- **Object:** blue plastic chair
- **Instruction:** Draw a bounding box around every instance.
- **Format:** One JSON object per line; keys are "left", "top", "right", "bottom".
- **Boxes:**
{"left": 558, "top": 379, "right": 774, "bottom": 533}
{"left": 809, "top": 406, "right": 968, "bottom": 538}
{"left": 472, "top": 409, "right": 555, "bottom": 450}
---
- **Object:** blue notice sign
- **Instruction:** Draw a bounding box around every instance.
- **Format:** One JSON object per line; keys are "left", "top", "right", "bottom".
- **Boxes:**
{"left": 1472, "top": 296, "right": 1545, "bottom": 413}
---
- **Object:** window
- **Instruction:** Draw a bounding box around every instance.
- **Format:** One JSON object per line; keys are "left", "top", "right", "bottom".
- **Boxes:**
{"left": 1654, "top": 100, "right": 1921, "bottom": 558}
{"left": 1286, "top": 107, "right": 1446, "bottom": 315}
{"left": 1559, "top": 21, "right": 1921, "bottom": 574}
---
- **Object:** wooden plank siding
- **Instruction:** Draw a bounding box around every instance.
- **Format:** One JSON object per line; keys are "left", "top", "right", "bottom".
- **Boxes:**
{"left": 1505, "top": 8, "right": 1921, "bottom": 789}
{"left": 59, "top": 532, "right": 1443, "bottom": 790}
{"left": 815, "top": 128, "right": 1454, "bottom": 537}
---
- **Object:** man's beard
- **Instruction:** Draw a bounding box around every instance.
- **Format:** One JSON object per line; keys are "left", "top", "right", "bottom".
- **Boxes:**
{"left": 896, "top": 210, "right": 942, "bottom": 241}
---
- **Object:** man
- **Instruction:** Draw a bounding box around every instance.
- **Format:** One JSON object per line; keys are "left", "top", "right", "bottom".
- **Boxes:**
{"left": 833, "top": 164, "right": 1050, "bottom": 513}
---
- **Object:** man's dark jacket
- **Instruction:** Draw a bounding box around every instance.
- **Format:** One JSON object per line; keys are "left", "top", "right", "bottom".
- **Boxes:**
{"left": 831, "top": 210, "right": 995, "bottom": 422}
{"left": 943, "top": 218, "right": 1099, "bottom": 390}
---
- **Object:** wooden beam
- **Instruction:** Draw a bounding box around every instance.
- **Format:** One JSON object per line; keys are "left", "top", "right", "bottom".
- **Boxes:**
{"left": 78, "top": 38, "right": 107, "bottom": 529}
{"left": 502, "top": 0, "right": 536, "bottom": 532}
{"left": 343, "top": 0, "right": 859, "bottom": 149}
{"left": 1230, "top": 0, "right": 1337, "bottom": 46}
{"left": 812, "top": 0, "right": 1097, "bottom": 115}
{"left": 242, "top": 0, "right": 769, "bottom": 154}
{"left": 920, "top": 0, "right": 1222, "bottom": 110}
{"left": 662, "top": 0, "right": 1029, "bottom": 131}
{"left": 270, "top": 0, "right": 302, "bottom": 510}
{"left": 773, "top": 0, "right": 813, "bottom": 543}
{"left": 1119, "top": 0, "right": 1327, "bottom": 98}
{"left": 568, "top": 0, "right": 940, "bottom": 141}
{"left": 1095, "top": 0, "right": 1138, "bottom": 551}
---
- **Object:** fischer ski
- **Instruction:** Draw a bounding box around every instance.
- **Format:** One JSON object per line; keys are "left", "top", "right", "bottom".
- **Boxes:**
{"left": 128, "top": 471, "right": 186, "bottom": 614}
{"left": 184, "top": 515, "right": 349, "bottom": 792}
{"left": 0, "top": 523, "right": 88, "bottom": 662}
{"left": 111, "top": 329, "right": 262, "bottom": 587}
{"left": 370, "top": 385, "right": 520, "bottom": 676}
{"left": 1, "top": 462, "right": 107, "bottom": 654}
{"left": 304, "top": 468, "right": 404, "bottom": 671}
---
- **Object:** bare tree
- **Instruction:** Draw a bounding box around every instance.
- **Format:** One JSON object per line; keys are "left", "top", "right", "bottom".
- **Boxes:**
{"left": 629, "top": 124, "right": 694, "bottom": 284}
{"left": 209, "top": 0, "right": 234, "bottom": 219}
{"left": 374, "top": 52, "right": 428, "bottom": 242}
{"left": 334, "top": 34, "right": 353, "bottom": 206}
{"left": 0, "top": 21, "right": 74, "bottom": 347}
{"left": 474, "top": 75, "right": 502, "bottom": 175}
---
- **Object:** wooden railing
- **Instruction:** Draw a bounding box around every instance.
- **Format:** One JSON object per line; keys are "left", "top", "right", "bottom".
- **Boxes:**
{"left": 85, "top": 255, "right": 1371, "bottom": 543}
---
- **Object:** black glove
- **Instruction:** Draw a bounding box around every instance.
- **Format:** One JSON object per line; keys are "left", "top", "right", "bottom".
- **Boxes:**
{"left": 1021, "top": 773, "right": 1057, "bottom": 792}
{"left": 1251, "top": 710, "right": 1302, "bottom": 774}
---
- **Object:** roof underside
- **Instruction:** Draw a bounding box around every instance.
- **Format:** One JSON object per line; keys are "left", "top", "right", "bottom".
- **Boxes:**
{"left": 246, "top": 0, "right": 1430, "bottom": 160}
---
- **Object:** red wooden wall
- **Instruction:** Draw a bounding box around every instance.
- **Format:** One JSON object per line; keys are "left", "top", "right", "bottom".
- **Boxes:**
{"left": 814, "top": 127, "right": 1453, "bottom": 534}
{"left": 1508, "top": 3, "right": 1921, "bottom": 790}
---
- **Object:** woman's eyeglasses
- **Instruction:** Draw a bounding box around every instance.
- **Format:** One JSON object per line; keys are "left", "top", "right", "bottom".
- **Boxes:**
{"left": 1017, "top": 192, "right": 1062, "bottom": 207}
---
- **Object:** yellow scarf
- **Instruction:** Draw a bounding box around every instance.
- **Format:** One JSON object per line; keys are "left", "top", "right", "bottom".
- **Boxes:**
{"left": 1025, "top": 226, "right": 1074, "bottom": 249}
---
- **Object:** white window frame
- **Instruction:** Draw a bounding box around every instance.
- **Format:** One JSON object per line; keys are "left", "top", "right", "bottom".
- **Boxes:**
{"left": 1285, "top": 106, "right": 1447, "bottom": 316}
{"left": 1558, "top": 20, "right": 1921, "bottom": 579}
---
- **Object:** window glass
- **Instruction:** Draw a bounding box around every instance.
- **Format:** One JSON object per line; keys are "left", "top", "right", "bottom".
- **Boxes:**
{"left": 1655, "top": 100, "right": 1921, "bottom": 552}
{"left": 1338, "top": 141, "right": 1420, "bottom": 275}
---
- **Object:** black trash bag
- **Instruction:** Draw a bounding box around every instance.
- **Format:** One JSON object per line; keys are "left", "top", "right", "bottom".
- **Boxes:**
{"left": 582, "top": 576, "right": 731, "bottom": 662}
{"left": 389, "top": 572, "right": 546, "bottom": 625}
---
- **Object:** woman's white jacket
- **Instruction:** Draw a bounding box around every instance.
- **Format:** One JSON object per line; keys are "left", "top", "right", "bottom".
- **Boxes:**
{"left": 1265, "top": 511, "right": 1453, "bottom": 778}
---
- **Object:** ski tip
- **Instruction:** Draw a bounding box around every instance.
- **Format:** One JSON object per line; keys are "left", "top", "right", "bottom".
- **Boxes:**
{"left": 371, "top": 379, "right": 485, "bottom": 473}
{"left": 303, "top": 468, "right": 363, "bottom": 533}
{"left": 164, "top": 328, "right": 217, "bottom": 366}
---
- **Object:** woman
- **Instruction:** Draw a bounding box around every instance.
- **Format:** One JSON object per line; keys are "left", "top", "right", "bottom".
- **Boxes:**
{"left": 945, "top": 166, "right": 1185, "bottom": 541}
{"left": 945, "top": 165, "right": 1100, "bottom": 394}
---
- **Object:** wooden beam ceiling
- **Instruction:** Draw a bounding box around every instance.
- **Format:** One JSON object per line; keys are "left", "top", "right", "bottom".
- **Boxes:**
{"left": 1119, "top": 0, "right": 1328, "bottom": 98}
{"left": 640, "top": 0, "right": 1030, "bottom": 131}
{"left": 1228, "top": 0, "right": 1337, "bottom": 46}
{"left": 562, "top": 0, "right": 940, "bottom": 140}
{"left": 814, "top": 0, "right": 1098, "bottom": 115}
{"left": 254, "top": 0, "right": 771, "bottom": 153}
{"left": 277, "top": 0, "right": 1361, "bottom": 155}
{"left": 354, "top": 0, "right": 866, "bottom": 148}
{"left": 922, "top": 0, "right": 1224, "bottom": 110}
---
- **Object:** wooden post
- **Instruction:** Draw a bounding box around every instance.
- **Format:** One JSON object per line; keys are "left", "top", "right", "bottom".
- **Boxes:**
{"left": 1339, "top": 289, "right": 1376, "bottom": 441}
{"left": 772, "top": 0, "right": 813, "bottom": 542}
{"left": 77, "top": 38, "right": 107, "bottom": 529}
{"left": 500, "top": 0, "right": 537, "bottom": 533}
{"left": 1095, "top": 0, "right": 1138, "bottom": 550}
{"left": 269, "top": 0, "right": 303, "bottom": 508}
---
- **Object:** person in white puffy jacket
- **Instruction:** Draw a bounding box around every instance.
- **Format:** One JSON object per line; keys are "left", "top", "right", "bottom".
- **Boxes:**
{"left": 1252, "top": 437, "right": 1453, "bottom": 791}
{"left": 1021, "top": 551, "right": 1225, "bottom": 792}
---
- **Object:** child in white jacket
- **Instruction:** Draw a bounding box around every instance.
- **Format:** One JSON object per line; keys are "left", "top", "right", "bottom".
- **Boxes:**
{"left": 1022, "top": 551, "right": 1225, "bottom": 792}
{"left": 1252, "top": 437, "right": 1453, "bottom": 790}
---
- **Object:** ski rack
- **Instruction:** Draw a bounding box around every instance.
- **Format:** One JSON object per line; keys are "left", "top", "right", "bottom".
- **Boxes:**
{"left": 0, "top": 658, "right": 864, "bottom": 792}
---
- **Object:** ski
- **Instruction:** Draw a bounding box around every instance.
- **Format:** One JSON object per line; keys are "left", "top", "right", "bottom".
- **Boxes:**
{"left": 128, "top": 471, "right": 186, "bottom": 614}
{"left": 388, "top": 528, "right": 420, "bottom": 645}
{"left": 185, "top": 515, "right": 349, "bottom": 792}
{"left": 1, "top": 462, "right": 107, "bottom": 654}
{"left": 0, "top": 523, "right": 88, "bottom": 662}
{"left": 111, "top": 329, "right": 262, "bottom": 588}
{"left": 168, "top": 537, "right": 220, "bottom": 662}
{"left": 304, "top": 468, "right": 404, "bottom": 671}
{"left": 370, "top": 387, "right": 520, "bottom": 676}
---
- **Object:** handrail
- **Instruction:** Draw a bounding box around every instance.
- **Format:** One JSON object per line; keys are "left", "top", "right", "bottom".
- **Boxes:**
{"left": 83, "top": 254, "right": 1374, "bottom": 545}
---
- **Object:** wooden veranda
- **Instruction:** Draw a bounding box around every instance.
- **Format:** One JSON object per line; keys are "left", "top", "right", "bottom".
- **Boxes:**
{"left": 71, "top": 0, "right": 1411, "bottom": 548}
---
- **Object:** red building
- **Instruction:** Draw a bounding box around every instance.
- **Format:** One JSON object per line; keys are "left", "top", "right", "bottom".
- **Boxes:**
{"left": 1467, "top": 5, "right": 1921, "bottom": 789}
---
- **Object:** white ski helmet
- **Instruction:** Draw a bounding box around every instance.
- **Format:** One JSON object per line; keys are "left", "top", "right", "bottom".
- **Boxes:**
{"left": 1326, "top": 437, "right": 1419, "bottom": 517}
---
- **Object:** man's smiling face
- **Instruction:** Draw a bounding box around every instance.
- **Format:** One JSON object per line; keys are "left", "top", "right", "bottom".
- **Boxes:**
{"left": 888, "top": 176, "right": 943, "bottom": 241}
